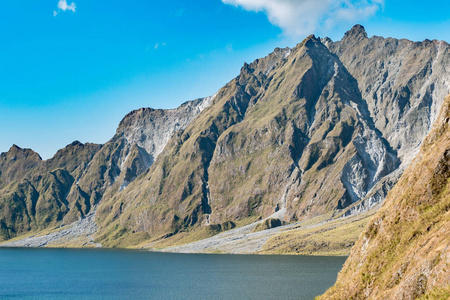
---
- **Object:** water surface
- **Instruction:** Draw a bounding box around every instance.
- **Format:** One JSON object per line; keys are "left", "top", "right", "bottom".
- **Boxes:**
{"left": 0, "top": 248, "right": 346, "bottom": 299}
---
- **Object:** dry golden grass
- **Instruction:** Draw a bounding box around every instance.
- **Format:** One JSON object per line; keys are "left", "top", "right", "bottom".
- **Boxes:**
{"left": 321, "top": 95, "right": 450, "bottom": 299}
{"left": 261, "top": 210, "right": 375, "bottom": 256}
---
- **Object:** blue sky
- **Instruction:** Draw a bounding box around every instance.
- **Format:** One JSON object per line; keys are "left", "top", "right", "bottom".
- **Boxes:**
{"left": 1, "top": 0, "right": 449, "bottom": 159}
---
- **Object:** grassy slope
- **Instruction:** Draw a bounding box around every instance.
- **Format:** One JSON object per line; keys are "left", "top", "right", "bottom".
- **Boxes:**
{"left": 261, "top": 210, "right": 376, "bottom": 256}
{"left": 321, "top": 95, "right": 450, "bottom": 299}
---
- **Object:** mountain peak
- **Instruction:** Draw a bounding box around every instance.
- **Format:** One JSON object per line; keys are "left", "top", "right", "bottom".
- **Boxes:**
{"left": 6, "top": 144, "right": 42, "bottom": 161}
{"left": 9, "top": 144, "right": 22, "bottom": 152}
{"left": 70, "top": 140, "right": 84, "bottom": 147}
{"left": 305, "top": 34, "right": 317, "bottom": 41}
{"left": 344, "top": 24, "right": 368, "bottom": 40}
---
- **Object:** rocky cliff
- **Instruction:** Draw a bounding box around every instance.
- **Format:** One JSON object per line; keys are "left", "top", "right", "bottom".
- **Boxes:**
{"left": 321, "top": 95, "right": 450, "bottom": 299}
{"left": 0, "top": 26, "right": 449, "bottom": 251}
{"left": 329, "top": 25, "right": 450, "bottom": 165}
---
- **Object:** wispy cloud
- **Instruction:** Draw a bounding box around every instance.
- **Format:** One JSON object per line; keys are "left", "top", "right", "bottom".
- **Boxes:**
{"left": 222, "top": 0, "right": 384, "bottom": 37}
{"left": 53, "top": 0, "right": 76, "bottom": 16}
{"left": 154, "top": 42, "right": 166, "bottom": 50}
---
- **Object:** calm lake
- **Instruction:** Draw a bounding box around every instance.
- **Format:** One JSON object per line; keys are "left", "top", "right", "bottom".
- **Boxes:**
{"left": 0, "top": 248, "right": 346, "bottom": 299}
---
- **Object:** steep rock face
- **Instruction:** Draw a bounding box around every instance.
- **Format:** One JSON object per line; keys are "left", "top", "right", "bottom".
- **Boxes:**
{"left": 117, "top": 97, "right": 214, "bottom": 160}
{"left": 324, "top": 25, "right": 450, "bottom": 216}
{"left": 328, "top": 25, "right": 450, "bottom": 164}
{"left": 322, "top": 95, "right": 450, "bottom": 299}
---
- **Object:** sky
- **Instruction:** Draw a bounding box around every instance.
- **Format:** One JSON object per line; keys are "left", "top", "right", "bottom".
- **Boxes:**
{"left": 1, "top": 0, "right": 449, "bottom": 159}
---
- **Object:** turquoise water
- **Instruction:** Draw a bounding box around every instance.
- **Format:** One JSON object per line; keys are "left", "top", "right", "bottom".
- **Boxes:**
{"left": 0, "top": 248, "right": 346, "bottom": 299}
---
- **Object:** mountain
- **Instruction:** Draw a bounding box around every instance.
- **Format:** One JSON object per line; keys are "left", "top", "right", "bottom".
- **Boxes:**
{"left": 95, "top": 33, "right": 398, "bottom": 247}
{"left": 94, "top": 26, "right": 449, "bottom": 248}
{"left": 0, "top": 142, "right": 101, "bottom": 239}
{"left": 321, "top": 95, "right": 450, "bottom": 299}
{"left": 0, "top": 97, "right": 212, "bottom": 241}
{"left": 0, "top": 25, "right": 449, "bottom": 251}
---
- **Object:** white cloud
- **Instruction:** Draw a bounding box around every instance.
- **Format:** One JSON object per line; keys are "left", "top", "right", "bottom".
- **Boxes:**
{"left": 58, "top": 0, "right": 76, "bottom": 12}
{"left": 53, "top": 0, "right": 76, "bottom": 16}
{"left": 222, "top": 0, "right": 384, "bottom": 37}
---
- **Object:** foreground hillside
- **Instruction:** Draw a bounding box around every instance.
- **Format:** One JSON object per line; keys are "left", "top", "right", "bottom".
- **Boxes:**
{"left": 0, "top": 25, "right": 449, "bottom": 252}
{"left": 322, "top": 96, "right": 450, "bottom": 299}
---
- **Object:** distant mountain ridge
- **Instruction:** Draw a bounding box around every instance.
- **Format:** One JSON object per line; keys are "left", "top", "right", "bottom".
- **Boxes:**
{"left": 0, "top": 25, "right": 449, "bottom": 251}
{"left": 0, "top": 96, "right": 213, "bottom": 240}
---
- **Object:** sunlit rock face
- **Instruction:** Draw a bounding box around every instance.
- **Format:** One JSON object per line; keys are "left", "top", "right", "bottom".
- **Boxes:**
{"left": 1, "top": 25, "right": 449, "bottom": 249}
